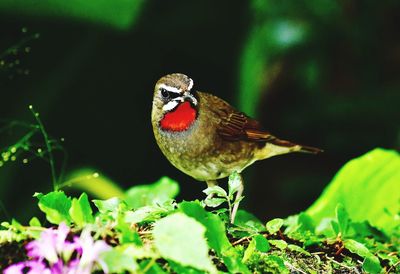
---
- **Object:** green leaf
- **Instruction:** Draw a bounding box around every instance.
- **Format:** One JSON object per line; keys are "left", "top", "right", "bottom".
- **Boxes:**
{"left": 287, "top": 244, "right": 310, "bottom": 256}
{"left": 331, "top": 220, "right": 340, "bottom": 236}
{"left": 153, "top": 213, "right": 216, "bottom": 273}
{"left": 28, "top": 217, "right": 41, "bottom": 227}
{"left": 101, "top": 247, "right": 139, "bottom": 273}
{"left": 178, "top": 201, "right": 250, "bottom": 274}
{"left": 335, "top": 204, "right": 349, "bottom": 236}
{"left": 344, "top": 239, "right": 371, "bottom": 258}
{"left": 203, "top": 185, "right": 228, "bottom": 198}
{"left": 125, "top": 177, "right": 179, "bottom": 209}
{"left": 69, "top": 193, "right": 94, "bottom": 227}
{"left": 315, "top": 217, "right": 336, "bottom": 238}
{"left": 37, "top": 191, "right": 71, "bottom": 224}
{"left": 344, "top": 239, "right": 382, "bottom": 273}
{"left": 266, "top": 218, "right": 284, "bottom": 234}
{"left": 362, "top": 255, "right": 382, "bottom": 274}
{"left": 228, "top": 171, "right": 242, "bottom": 198}
{"left": 242, "top": 236, "right": 256, "bottom": 263}
{"left": 203, "top": 197, "right": 226, "bottom": 208}
{"left": 178, "top": 201, "right": 229, "bottom": 252}
{"left": 27, "top": 217, "right": 42, "bottom": 239}
{"left": 115, "top": 218, "right": 142, "bottom": 245}
{"left": 93, "top": 197, "right": 122, "bottom": 213}
{"left": 119, "top": 243, "right": 157, "bottom": 260}
{"left": 307, "top": 148, "right": 400, "bottom": 234}
{"left": 234, "top": 210, "right": 266, "bottom": 233}
{"left": 124, "top": 201, "right": 174, "bottom": 224}
{"left": 254, "top": 234, "right": 270, "bottom": 252}
{"left": 268, "top": 239, "right": 288, "bottom": 250}
{"left": 284, "top": 213, "right": 315, "bottom": 236}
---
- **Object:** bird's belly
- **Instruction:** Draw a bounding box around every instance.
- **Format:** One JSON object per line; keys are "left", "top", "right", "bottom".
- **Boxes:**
{"left": 156, "top": 121, "right": 258, "bottom": 181}
{"left": 166, "top": 149, "right": 256, "bottom": 181}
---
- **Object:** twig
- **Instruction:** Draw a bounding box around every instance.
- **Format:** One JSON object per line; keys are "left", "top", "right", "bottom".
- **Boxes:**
{"left": 232, "top": 235, "right": 253, "bottom": 246}
{"left": 284, "top": 261, "right": 307, "bottom": 274}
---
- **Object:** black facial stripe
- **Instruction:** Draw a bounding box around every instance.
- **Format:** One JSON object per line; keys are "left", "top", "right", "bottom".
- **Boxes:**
{"left": 168, "top": 92, "right": 180, "bottom": 99}
{"left": 160, "top": 87, "right": 182, "bottom": 101}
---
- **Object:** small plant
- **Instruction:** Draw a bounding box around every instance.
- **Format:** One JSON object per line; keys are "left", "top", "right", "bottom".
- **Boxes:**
{"left": 202, "top": 171, "right": 244, "bottom": 223}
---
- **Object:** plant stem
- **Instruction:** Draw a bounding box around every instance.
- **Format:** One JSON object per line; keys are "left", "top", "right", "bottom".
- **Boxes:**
{"left": 29, "top": 105, "right": 58, "bottom": 191}
{"left": 142, "top": 257, "right": 157, "bottom": 273}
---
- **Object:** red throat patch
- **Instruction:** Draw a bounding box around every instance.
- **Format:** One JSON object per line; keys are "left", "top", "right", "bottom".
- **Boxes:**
{"left": 160, "top": 101, "right": 197, "bottom": 132}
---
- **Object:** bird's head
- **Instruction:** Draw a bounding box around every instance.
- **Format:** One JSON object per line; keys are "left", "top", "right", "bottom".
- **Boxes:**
{"left": 152, "top": 73, "right": 199, "bottom": 132}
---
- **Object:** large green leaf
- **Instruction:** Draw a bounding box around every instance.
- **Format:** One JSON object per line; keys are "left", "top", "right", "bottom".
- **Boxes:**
{"left": 306, "top": 148, "right": 400, "bottom": 234}
{"left": 153, "top": 213, "right": 216, "bottom": 273}
{"left": 179, "top": 201, "right": 250, "bottom": 274}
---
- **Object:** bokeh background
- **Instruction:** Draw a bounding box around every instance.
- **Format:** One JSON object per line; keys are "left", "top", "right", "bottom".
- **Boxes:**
{"left": 0, "top": 0, "right": 399, "bottom": 223}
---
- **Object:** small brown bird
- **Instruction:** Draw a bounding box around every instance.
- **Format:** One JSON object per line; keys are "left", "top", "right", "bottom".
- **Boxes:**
{"left": 151, "top": 73, "right": 321, "bottom": 222}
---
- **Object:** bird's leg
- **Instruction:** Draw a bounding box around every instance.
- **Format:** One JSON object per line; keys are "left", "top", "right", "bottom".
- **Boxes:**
{"left": 230, "top": 173, "right": 244, "bottom": 224}
{"left": 206, "top": 180, "right": 218, "bottom": 188}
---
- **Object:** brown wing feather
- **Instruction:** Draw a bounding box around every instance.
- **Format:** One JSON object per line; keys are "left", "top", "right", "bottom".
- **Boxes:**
{"left": 217, "top": 111, "right": 276, "bottom": 142}
{"left": 216, "top": 107, "right": 322, "bottom": 154}
{"left": 204, "top": 92, "right": 322, "bottom": 154}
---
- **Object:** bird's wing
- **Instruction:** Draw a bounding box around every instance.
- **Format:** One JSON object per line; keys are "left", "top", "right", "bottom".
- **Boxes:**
{"left": 216, "top": 111, "right": 322, "bottom": 153}
{"left": 203, "top": 92, "right": 322, "bottom": 153}
{"left": 217, "top": 110, "right": 276, "bottom": 142}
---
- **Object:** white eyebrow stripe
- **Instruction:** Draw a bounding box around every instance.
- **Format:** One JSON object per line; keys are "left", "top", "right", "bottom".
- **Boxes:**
{"left": 187, "top": 78, "right": 194, "bottom": 91}
{"left": 159, "top": 84, "right": 182, "bottom": 94}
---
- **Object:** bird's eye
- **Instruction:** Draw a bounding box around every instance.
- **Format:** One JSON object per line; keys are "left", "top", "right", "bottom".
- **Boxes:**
{"left": 160, "top": 88, "right": 170, "bottom": 99}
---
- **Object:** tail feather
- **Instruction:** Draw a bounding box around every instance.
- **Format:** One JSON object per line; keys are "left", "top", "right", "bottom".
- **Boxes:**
{"left": 269, "top": 138, "right": 323, "bottom": 154}
{"left": 298, "top": 144, "right": 323, "bottom": 154}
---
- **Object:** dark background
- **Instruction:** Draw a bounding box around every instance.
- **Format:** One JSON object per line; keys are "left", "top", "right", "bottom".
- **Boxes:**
{"left": 0, "top": 0, "right": 399, "bottom": 223}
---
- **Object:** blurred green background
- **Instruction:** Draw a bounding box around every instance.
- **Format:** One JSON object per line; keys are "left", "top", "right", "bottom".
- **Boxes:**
{"left": 0, "top": 0, "right": 399, "bottom": 223}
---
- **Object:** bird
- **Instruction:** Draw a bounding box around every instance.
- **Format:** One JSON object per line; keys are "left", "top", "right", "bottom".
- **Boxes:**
{"left": 151, "top": 73, "right": 322, "bottom": 223}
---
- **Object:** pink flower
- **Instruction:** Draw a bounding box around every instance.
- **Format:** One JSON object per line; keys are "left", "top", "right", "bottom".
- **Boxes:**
{"left": 75, "top": 228, "right": 112, "bottom": 273}
{"left": 26, "top": 222, "right": 74, "bottom": 263}
{"left": 5, "top": 223, "right": 111, "bottom": 274}
{"left": 4, "top": 260, "right": 51, "bottom": 274}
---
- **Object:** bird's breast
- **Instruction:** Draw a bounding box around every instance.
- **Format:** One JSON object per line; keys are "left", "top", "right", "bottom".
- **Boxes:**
{"left": 159, "top": 101, "right": 197, "bottom": 132}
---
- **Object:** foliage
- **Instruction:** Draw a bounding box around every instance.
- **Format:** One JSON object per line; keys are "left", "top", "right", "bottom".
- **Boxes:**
{"left": 0, "top": 0, "right": 145, "bottom": 29}
{"left": 0, "top": 149, "right": 399, "bottom": 273}
{"left": 307, "top": 148, "right": 400, "bottom": 234}
{"left": 203, "top": 171, "right": 244, "bottom": 222}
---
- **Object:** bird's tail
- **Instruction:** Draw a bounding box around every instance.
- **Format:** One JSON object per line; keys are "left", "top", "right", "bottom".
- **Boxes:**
{"left": 269, "top": 138, "right": 323, "bottom": 154}
{"left": 297, "top": 144, "right": 323, "bottom": 154}
{"left": 255, "top": 137, "right": 323, "bottom": 160}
